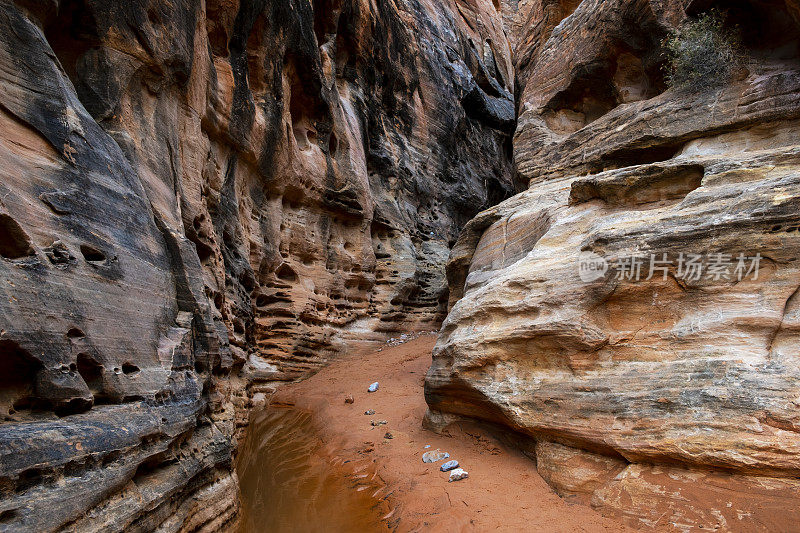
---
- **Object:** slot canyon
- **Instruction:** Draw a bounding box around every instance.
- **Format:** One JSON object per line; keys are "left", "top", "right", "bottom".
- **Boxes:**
{"left": 1, "top": 0, "right": 799, "bottom": 531}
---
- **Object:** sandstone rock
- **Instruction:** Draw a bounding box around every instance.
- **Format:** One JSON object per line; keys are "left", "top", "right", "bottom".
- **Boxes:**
{"left": 422, "top": 449, "right": 450, "bottom": 463}
{"left": 440, "top": 460, "right": 460, "bottom": 472}
{"left": 448, "top": 468, "right": 469, "bottom": 482}
{"left": 0, "top": 0, "right": 514, "bottom": 530}
{"left": 427, "top": 0, "right": 800, "bottom": 529}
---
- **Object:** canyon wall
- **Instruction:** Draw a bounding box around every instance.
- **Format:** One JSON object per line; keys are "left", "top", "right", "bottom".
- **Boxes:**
{"left": 427, "top": 0, "right": 800, "bottom": 530}
{"left": 0, "top": 0, "right": 515, "bottom": 530}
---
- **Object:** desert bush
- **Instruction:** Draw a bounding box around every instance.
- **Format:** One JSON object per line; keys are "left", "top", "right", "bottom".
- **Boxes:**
{"left": 664, "top": 9, "right": 744, "bottom": 91}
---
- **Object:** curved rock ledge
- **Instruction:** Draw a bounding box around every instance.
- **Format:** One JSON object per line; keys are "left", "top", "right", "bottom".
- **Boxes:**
{"left": 427, "top": 0, "right": 800, "bottom": 529}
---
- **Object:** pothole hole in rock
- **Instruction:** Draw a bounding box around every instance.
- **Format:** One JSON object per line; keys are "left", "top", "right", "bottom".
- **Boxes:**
{"left": 0, "top": 214, "right": 34, "bottom": 259}
{"left": 589, "top": 142, "right": 685, "bottom": 174}
{"left": 255, "top": 293, "right": 280, "bottom": 307}
{"left": 14, "top": 468, "right": 48, "bottom": 493}
{"left": 687, "top": 0, "right": 800, "bottom": 67}
{"left": 43, "top": 0, "right": 99, "bottom": 93}
{"left": 67, "top": 328, "right": 85, "bottom": 339}
{"left": 205, "top": 1, "right": 230, "bottom": 57}
{"left": 769, "top": 224, "right": 800, "bottom": 233}
{"left": 79, "top": 244, "right": 106, "bottom": 264}
{"left": 76, "top": 353, "right": 104, "bottom": 398}
{"left": 0, "top": 510, "right": 18, "bottom": 524}
{"left": 146, "top": 6, "right": 160, "bottom": 25}
{"left": 276, "top": 263, "right": 298, "bottom": 282}
{"left": 312, "top": 0, "right": 343, "bottom": 47}
{"left": 0, "top": 340, "right": 40, "bottom": 416}
{"left": 285, "top": 54, "right": 328, "bottom": 152}
{"left": 240, "top": 270, "right": 256, "bottom": 292}
{"left": 543, "top": 22, "right": 668, "bottom": 136}
{"left": 122, "top": 362, "right": 140, "bottom": 375}
{"left": 193, "top": 238, "right": 214, "bottom": 264}
{"left": 187, "top": 215, "right": 215, "bottom": 265}
{"left": 55, "top": 398, "right": 93, "bottom": 417}
{"left": 132, "top": 451, "right": 169, "bottom": 484}
{"left": 328, "top": 130, "right": 339, "bottom": 156}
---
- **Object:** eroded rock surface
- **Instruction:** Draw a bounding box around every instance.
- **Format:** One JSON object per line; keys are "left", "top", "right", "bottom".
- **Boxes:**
{"left": 0, "top": 0, "right": 514, "bottom": 530}
{"left": 428, "top": 0, "right": 800, "bottom": 530}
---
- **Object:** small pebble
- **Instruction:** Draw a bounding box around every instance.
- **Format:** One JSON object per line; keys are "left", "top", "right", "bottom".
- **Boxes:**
{"left": 364, "top": 409, "right": 375, "bottom": 415}
{"left": 422, "top": 449, "right": 449, "bottom": 463}
{"left": 440, "top": 460, "right": 459, "bottom": 472}
{"left": 344, "top": 395, "right": 354, "bottom": 404}
{"left": 368, "top": 382, "right": 379, "bottom": 393}
{"left": 384, "top": 432, "right": 393, "bottom": 439}
{"left": 424, "top": 444, "right": 431, "bottom": 449}
{"left": 448, "top": 468, "right": 469, "bottom": 482}
{"left": 371, "top": 420, "right": 387, "bottom": 426}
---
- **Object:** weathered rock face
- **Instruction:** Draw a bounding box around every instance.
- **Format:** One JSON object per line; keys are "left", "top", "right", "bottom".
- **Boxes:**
{"left": 0, "top": 0, "right": 514, "bottom": 530}
{"left": 428, "top": 0, "right": 800, "bottom": 529}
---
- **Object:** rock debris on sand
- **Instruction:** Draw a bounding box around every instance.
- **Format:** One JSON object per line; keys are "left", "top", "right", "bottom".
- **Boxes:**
{"left": 440, "top": 460, "right": 459, "bottom": 472}
{"left": 449, "top": 468, "right": 469, "bottom": 482}
{"left": 367, "top": 382, "right": 379, "bottom": 393}
{"left": 422, "top": 449, "right": 450, "bottom": 463}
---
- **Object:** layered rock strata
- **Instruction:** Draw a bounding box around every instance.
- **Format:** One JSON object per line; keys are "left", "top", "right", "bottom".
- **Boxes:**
{"left": 428, "top": 0, "right": 800, "bottom": 529}
{"left": 0, "top": 0, "right": 514, "bottom": 530}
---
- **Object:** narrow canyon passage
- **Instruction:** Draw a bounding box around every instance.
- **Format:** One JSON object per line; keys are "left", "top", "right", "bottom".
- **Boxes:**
{"left": 3, "top": 0, "right": 800, "bottom": 530}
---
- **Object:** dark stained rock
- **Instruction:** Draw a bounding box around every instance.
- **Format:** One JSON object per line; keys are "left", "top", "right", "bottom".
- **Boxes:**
{"left": 0, "top": 0, "right": 515, "bottom": 530}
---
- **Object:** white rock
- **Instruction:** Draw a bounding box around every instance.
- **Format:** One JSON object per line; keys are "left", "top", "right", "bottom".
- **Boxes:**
{"left": 422, "top": 449, "right": 449, "bottom": 463}
{"left": 448, "top": 468, "right": 469, "bottom": 482}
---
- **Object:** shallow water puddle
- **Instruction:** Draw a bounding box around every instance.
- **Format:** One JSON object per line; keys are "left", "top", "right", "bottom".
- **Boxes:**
{"left": 236, "top": 406, "right": 388, "bottom": 532}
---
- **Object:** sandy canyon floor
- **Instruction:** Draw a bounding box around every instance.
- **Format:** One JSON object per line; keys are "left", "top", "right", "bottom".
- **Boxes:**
{"left": 237, "top": 334, "right": 628, "bottom": 532}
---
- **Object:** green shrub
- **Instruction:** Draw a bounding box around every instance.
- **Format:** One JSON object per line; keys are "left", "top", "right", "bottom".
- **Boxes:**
{"left": 664, "top": 9, "right": 744, "bottom": 91}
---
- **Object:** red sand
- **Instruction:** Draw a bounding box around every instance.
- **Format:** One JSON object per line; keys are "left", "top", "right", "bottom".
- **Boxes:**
{"left": 267, "top": 334, "right": 628, "bottom": 532}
